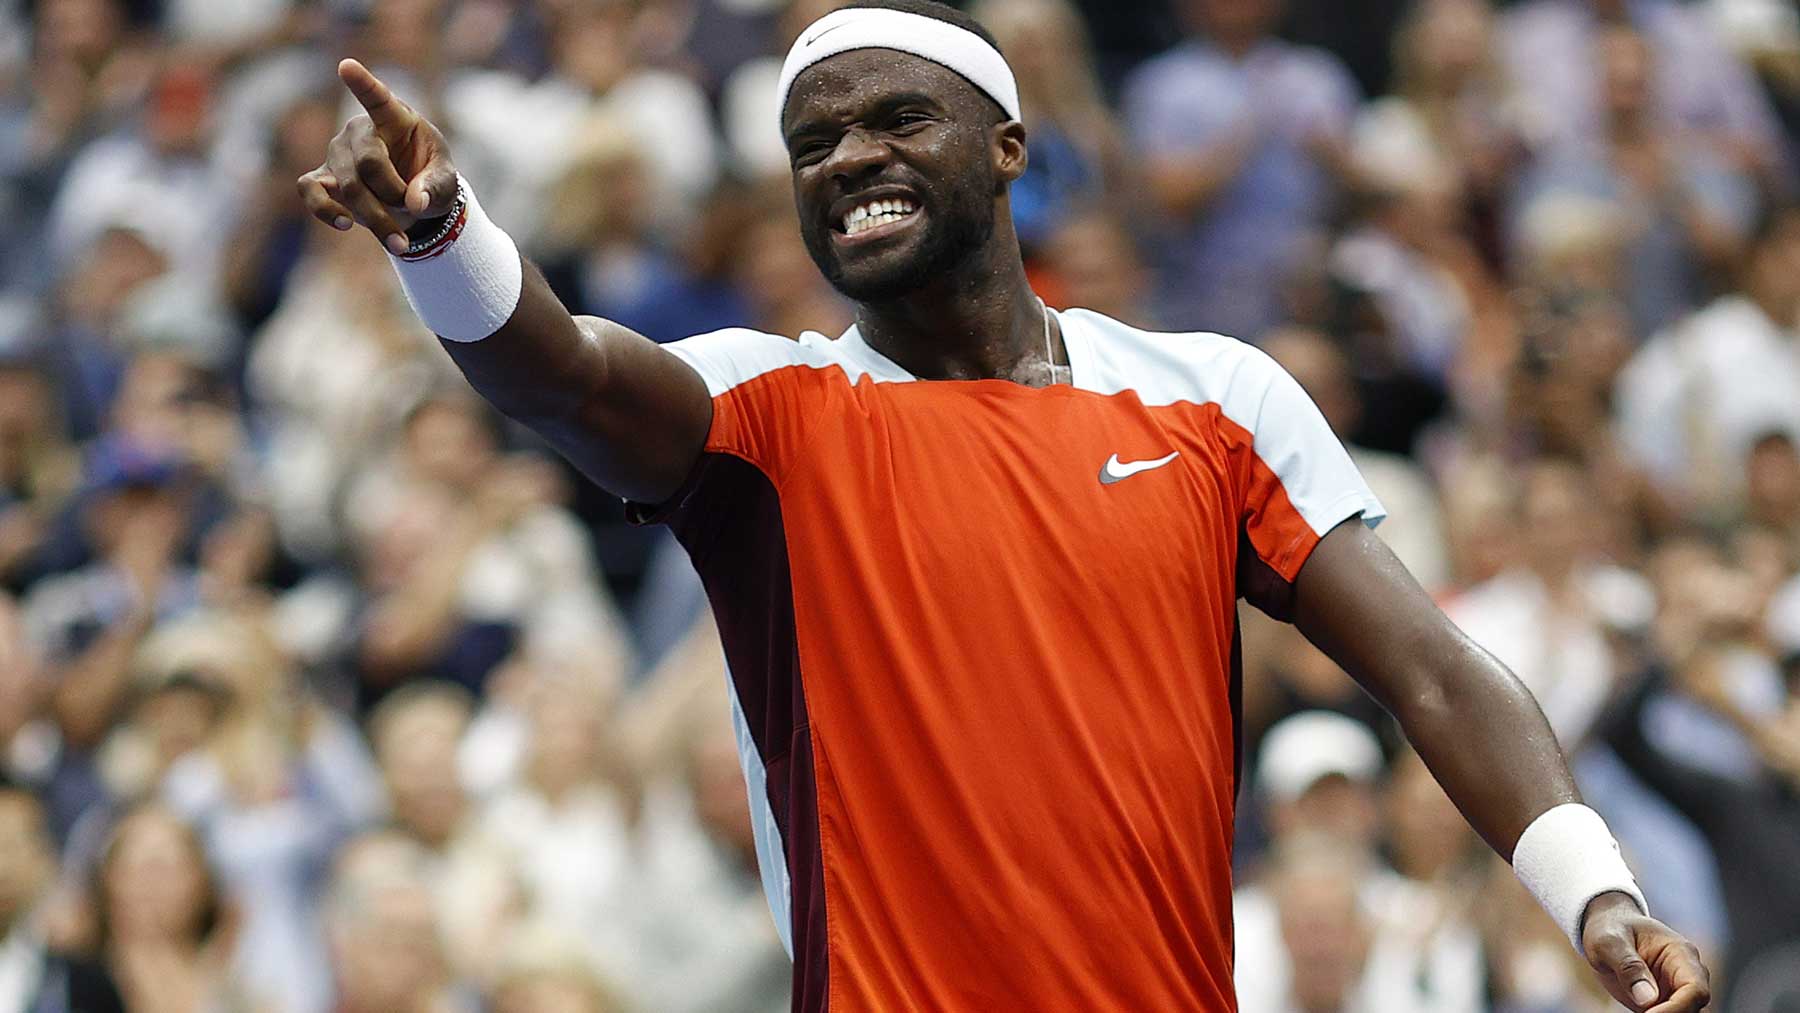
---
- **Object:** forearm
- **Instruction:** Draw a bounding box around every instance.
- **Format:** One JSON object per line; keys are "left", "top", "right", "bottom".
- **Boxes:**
{"left": 440, "top": 289, "right": 709, "bottom": 502}
{"left": 1382, "top": 631, "right": 1580, "bottom": 859}
{"left": 1292, "top": 524, "right": 1577, "bottom": 856}
{"left": 391, "top": 205, "right": 708, "bottom": 504}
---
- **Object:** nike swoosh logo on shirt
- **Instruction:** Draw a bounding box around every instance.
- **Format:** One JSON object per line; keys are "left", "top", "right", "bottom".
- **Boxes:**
{"left": 1099, "top": 452, "right": 1179, "bottom": 485}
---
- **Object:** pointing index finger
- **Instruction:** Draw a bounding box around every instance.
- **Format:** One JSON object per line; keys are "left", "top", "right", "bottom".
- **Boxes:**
{"left": 337, "top": 59, "right": 413, "bottom": 131}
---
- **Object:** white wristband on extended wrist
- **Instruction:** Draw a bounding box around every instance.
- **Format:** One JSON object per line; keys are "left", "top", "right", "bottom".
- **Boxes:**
{"left": 1511, "top": 803, "right": 1648, "bottom": 952}
{"left": 387, "top": 175, "right": 523, "bottom": 343}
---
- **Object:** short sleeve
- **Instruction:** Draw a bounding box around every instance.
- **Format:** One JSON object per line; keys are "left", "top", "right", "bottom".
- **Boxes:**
{"left": 1226, "top": 349, "right": 1385, "bottom": 583}
{"left": 628, "top": 328, "right": 852, "bottom": 526}
{"left": 663, "top": 328, "right": 849, "bottom": 481}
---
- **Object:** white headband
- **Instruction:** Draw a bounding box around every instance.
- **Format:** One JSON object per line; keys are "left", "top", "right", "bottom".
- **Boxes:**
{"left": 776, "top": 7, "right": 1022, "bottom": 125}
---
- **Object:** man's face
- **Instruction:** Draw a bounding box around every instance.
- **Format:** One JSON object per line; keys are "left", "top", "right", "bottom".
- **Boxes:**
{"left": 782, "top": 49, "right": 1006, "bottom": 302}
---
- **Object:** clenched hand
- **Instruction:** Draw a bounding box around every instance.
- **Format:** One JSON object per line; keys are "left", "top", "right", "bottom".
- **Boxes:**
{"left": 1582, "top": 892, "right": 1712, "bottom": 1012}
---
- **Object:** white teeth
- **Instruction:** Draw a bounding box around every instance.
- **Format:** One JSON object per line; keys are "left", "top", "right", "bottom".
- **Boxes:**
{"left": 841, "top": 198, "right": 918, "bottom": 235}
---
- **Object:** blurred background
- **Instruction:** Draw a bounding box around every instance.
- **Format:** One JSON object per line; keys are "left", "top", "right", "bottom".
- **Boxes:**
{"left": 0, "top": 0, "right": 1797, "bottom": 1009}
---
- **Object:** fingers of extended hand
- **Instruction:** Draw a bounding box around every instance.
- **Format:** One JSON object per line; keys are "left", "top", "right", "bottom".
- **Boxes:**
{"left": 325, "top": 124, "right": 408, "bottom": 250}
{"left": 296, "top": 170, "right": 353, "bottom": 230}
{"left": 337, "top": 59, "right": 412, "bottom": 131}
{"left": 349, "top": 132, "right": 409, "bottom": 206}
{"left": 332, "top": 172, "right": 407, "bottom": 252}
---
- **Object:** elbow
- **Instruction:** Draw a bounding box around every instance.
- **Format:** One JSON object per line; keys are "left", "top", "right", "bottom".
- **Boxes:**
{"left": 1381, "top": 626, "right": 1525, "bottom": 729}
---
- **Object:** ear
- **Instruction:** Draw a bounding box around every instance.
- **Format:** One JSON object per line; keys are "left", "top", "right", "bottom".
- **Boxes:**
{"left": 991, "top": 120, "right": 1028, "bottom": 185}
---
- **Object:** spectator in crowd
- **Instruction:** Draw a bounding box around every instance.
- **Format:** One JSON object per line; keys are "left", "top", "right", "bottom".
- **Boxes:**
{"left": 245, "top": 229, "right": 459, "bottom": 561}
{"left": 324, "top": 831, "right": 476, "bottom": 1013}
{"left": 537, "top": 115, "right": 746, "bottom": 344}
{"left": 366, "top": 681, "right": 517, "bottom": 987}
{"left": 0, "top": 0, "right": 156, "bottom": 292}
{"left": 220, "top": 91, "right": 340, "bottom": 342}
{"left": 1591, "top": 576, "right": 1800, "bottom": 1009}
{"left": 1042, "top": 211, "right": 1158, "bottom": 329}
{"left": 1500, "top": 0, "right": 1789, "bottom": 192}
{"left": 1361, "top": 0, "right": 1520, "bottom": 262}
{"left": 1616, "top": 204, "right": 1800, "bottom": 520}
{"left": 1239, "top": 829, "right": 1486, "bottom": 1013}
{"left": 487, "top": 922, "right": 627, "bottom": 1013}
{"left": 0, "top": 784, "right": 123, "bottom": 1012}
{"left": 341, "top": 394, "right": 628, "bottom": 709}
{"left": 1124, "top": 0, "right": 1359, "bottom": 338}
{"left": 20, "top": 443, "right": 202, "bottom": 837}
{"left": 443, "top": 0, "right": 719, "bottom": 246}
{"left": 0, "top": 341, "right": 79, "bottom": 592}
{"left": 478, "top": 664, "right": 644, "bottom": 998}
{"left": 146, "top": 609, "right": 380, "bottom": 1012}
{"left": 45, "top": 63, "right": 241, "bottom": 287}
{"left": 968, "top": 0, "right": 1123, "bottom": 251}
{"left": 1513, "top": 21, "right": 1757, "bottom": 339}
{"left": 1445, "top": 459, "right": 1654, "bottom": 744}
{"left": 624, "top": 625, "right": 792, "bottom": 1013}
{"left": 94, "top": 803, "right": 254, "bottom": 1012}
{"left": 39, "top": 224, "right": 171, "bottom": 442}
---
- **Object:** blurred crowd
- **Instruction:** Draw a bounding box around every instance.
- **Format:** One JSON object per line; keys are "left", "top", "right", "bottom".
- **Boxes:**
{"left": 0, "top": 0, "right": 1798, "bottom": 1009}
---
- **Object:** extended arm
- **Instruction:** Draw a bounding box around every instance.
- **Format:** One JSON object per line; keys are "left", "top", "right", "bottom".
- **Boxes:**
{"left": 1290, "top": 520, "right": 1709, "bottom": 1013}
{"left": 1291, "top": 521, "right": 1572, "bottom": 857}
{"left": 296, "top": 61, "right": 710, "bottom": 505}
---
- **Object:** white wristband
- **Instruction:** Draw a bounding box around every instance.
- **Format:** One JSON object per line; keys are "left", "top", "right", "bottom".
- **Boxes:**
{"left": 1511, "top": 803, "right": 1648, "bottom": 952}
{"left": 388, "top": 176, "right": 523, "bottom": 343}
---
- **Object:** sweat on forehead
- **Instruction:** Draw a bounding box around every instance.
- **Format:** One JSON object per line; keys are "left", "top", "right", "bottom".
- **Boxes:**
{"left": 781, "top": 49, "right": 1001, "bottom": 132}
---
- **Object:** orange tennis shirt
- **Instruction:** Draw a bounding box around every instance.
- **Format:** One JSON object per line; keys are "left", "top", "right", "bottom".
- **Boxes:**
{"left": 636, "top": 308, "right": 1385, "bottom": 1011}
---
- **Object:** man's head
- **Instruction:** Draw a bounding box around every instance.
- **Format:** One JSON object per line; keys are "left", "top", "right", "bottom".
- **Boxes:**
{"left": 779, "top": 1, "right": 1028, "bottom": 302}
{"left": 369, "top": 682, "right": 474, "bottom": 849}
{"left": 1179, "top": 0, "right": 1284, "bottom": 50}
{"left": 326, "top": 832, "right": 448, "bottom": 1013}
{"left": 1258, "top": 711, "right": 1383, "bottom": 849}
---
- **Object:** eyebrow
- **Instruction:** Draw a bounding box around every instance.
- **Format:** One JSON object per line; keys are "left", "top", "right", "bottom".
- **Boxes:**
{"left": 784, "top": 91, "right": 949, "bottom": 144}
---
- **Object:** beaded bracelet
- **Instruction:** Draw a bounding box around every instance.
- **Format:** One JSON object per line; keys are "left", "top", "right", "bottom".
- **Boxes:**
{"left": 398, "top": 179, "right": 471, "bottom": 262}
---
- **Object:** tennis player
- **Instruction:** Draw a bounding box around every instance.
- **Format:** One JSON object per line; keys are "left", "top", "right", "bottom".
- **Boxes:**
{"left": 298, "top": 2, "right": 1711, "bottom": 1009}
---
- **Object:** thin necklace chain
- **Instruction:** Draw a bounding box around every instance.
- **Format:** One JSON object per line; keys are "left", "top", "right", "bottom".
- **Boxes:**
{"left": 1041, "top": 299, "right": 1071, "bottom": 387}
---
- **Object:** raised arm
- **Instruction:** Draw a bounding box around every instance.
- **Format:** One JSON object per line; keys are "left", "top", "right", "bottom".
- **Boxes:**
{"left": 295, "top": 60, "right": 710, "bottom": 504}
{"left": 1290, "top": 520, "right": 1709, "bottom": 1013}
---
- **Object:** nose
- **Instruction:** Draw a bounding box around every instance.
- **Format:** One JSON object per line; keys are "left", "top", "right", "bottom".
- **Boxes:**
{"left": 820, "top": 127, "right": 889, "bottom": 182}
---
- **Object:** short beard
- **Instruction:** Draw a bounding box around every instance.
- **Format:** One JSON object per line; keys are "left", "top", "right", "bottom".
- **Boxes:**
{"left": 803, "top": 177, "right": 997, "bottom": 303}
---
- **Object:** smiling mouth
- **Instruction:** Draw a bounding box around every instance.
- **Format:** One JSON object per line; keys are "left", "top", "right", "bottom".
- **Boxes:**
{"left": 833, "top": 197, "right": 921, "bottom": 244}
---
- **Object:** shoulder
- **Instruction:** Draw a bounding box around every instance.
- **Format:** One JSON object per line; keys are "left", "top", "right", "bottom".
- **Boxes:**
{"left": 1066, "top": 308, "right": 1288, "bottom": 413}
{"left": 661, "top": 327, "right": 876, "bottom": 397}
